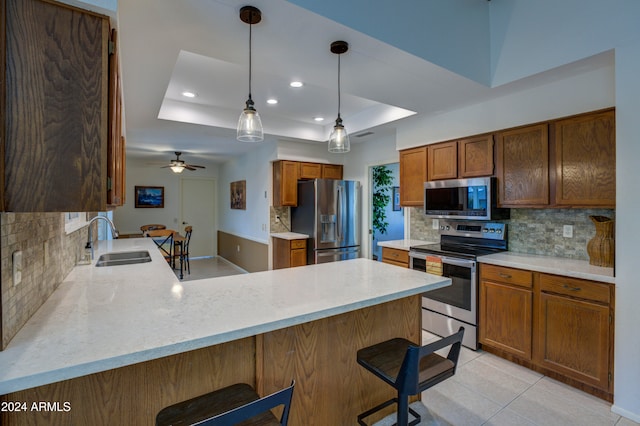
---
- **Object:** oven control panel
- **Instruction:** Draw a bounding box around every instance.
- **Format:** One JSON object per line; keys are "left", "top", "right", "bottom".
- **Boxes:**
{"left": 439, "top": 221, "right": 506, "bottom": 240}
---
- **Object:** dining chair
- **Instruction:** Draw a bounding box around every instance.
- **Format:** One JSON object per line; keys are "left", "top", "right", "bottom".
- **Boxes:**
{"left": 180, "top": 226, "right": 192, "bottom": 274}
{"left": 146, "top": 229, "right": 174, "bottom": 264}
{"left": 140, "top": 224, "right": 166, "bottom": 236}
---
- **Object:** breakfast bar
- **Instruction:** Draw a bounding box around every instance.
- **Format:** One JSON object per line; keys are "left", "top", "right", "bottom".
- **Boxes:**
{"left": 0, "top": 239, "right": 450, "bottom": 425}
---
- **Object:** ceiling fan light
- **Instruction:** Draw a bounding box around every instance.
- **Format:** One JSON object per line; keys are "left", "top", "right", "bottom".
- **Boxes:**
{"left": 171, "top": 165, "right": 186, "bottom": 173}
{"left": 328, "top": 118, "right": 350, "bottom": 153}
{"left": 237, "top": 101, "right": 264, "bottom": 142}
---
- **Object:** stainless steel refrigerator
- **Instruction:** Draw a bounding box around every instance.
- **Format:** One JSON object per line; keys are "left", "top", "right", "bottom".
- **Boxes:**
{"left": 291, "top": 179, "right": 360, "bottom": 264}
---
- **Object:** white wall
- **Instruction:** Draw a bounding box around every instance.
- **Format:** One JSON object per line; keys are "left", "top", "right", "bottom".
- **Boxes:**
{"left": 612, "top": 39, "right": 640, "bottom": 421}
{"left": 217, "top": 141, "right": 278, "bottom": 244}
{"left": 113, "top": 157, "right": 219, "bottom": 235}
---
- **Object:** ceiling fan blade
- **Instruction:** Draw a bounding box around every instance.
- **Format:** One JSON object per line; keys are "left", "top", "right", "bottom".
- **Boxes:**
{"left": 184, "top": 165, "right": 197, "bottom": 171}
{"left": 188, "top": 164, "right": 206, "bottom": 169}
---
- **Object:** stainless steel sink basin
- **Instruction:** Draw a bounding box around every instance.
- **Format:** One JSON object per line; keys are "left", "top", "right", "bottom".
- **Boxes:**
{"left": 95, "top": 250, "right": 152, "bottom": 267}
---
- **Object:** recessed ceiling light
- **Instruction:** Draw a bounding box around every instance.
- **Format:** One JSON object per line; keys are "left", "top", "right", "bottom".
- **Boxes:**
{"left": 289, "top": 81, "right": 303, "bottom": 88}
{"left": 266, "top": 98, "right": 278, "bottom": 105}
{"left": 314, "top": 117, "right": 324, "bottom": 122}
{"left": 182, "top": 91, "right": 197, "bottom": 98}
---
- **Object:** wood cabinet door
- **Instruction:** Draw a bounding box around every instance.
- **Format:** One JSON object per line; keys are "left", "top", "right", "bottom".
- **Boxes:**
{"left": 399, "top": 146, "right": 427, "bottom": 206}
{"left": 107, "top": 28, "right": 125, "bottom": 207}
{"left": 459, "top": 134, "right": 494, "bottom": 178}
{"left": 3, "top": 0, "right": 109, "bottom": 211}
{"left": 553, "top": 109, "right": 615, "bottom": 207}
{"left": 496, "top": 124, "right": 549, "bottom": 207}
{"left": 290, "top": 248, "right": 307, "bottom": 267}
{"left": 427, "top": 141, "right": 457, "bottom": 181}
{"left": 535, "top": 292, "right": 611, "bottom": 392}
{"left": 322, "top": 164, "right": 343, "bottom": 180}
{"left": 272, "top": 161, "right": 298, "bottom": 207}
{"left": 299, "top": 162, "right": 322, "bottom": 179}
{"left": 479, "top": 280, "right": 532, "bottom": 359}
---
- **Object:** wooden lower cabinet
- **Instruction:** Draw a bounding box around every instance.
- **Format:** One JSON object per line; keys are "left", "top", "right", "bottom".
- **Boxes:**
{"left": 273, "top": 238, "right": 307, "bottom": 269}
{"left": 479, "top": 264, "right": 614, "bottom": 401}
{"left": 381, "top": 247, "right": 409, "bottom": 268}
{"left": 479, "top": 264, "right": 533, "bottom": 359}
{"left": 534, "top": 274, "right": 613, "bottom": 393}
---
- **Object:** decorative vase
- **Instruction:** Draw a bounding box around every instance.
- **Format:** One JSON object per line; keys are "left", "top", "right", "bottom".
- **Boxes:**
{"left": 586, "top": 215, "right": 615, "bottom": 267}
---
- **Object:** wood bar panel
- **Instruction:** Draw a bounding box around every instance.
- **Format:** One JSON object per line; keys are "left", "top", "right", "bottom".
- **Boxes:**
{"left": 261, "top": 295, "right": 421, "bottom": 425}
{"left": 1, "top": 338, "right": 256, "bottom": 425}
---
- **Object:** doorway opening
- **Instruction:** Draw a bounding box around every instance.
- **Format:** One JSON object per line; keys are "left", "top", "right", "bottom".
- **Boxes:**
{"left": 370, "top": 163, "right": 404, "bottom": 261}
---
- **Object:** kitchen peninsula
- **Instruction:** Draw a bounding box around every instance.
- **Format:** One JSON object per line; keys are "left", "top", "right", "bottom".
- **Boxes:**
{"left": 0, "top": 238, "right": 450, "bottom": 425}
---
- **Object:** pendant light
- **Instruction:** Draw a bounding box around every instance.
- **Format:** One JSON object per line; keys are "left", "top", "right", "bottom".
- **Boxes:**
{"left": 237, "top": 6, "right": 264, "bottom": 142}
{"left": 328, "top": 40, "right": 350, "bottom": 153}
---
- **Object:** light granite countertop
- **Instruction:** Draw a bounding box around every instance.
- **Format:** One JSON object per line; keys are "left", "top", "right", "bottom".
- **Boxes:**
{"left": 0, "top": 238, "right": 450, "bottom": 394}
{"left": 270, "top": 232, "right": 309, "bottom": 240}
{"left": 478, "top": 252, "right": 615, "bottom": 284}
{"left": 377, "top": 239, "right": 436, "bottom": 251}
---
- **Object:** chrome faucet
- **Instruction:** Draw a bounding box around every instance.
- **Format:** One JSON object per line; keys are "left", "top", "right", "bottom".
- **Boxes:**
{"left": 86, "top": 216, "right": 119, "bottom": 259}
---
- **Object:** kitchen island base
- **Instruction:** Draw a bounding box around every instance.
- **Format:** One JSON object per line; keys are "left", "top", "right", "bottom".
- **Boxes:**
{"left": 1, "top": 296, "right": 421, "bottom": 425}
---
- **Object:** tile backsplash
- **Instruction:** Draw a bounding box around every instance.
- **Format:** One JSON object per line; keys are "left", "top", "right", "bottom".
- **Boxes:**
{"left": 410, "top": 207, "right": 615, "bottom": 260}
{"left": 0, "top": 213, "right": 87, "bottom": 349}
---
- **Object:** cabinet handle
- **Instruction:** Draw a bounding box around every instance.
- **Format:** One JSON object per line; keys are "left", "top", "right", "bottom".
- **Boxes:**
{"left": 392, "top": 253, "right": 398, "bottom": 257}
{"left": 562, "top": 284, "right": 581, "bottom": 291}
{"left": 498, "top": 273, "right": 512, "bottom": 279}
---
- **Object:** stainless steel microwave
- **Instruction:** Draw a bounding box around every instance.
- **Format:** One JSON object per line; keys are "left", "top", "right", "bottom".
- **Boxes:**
{"left": 423, "top": 177, "right": 509, "bottom": 221}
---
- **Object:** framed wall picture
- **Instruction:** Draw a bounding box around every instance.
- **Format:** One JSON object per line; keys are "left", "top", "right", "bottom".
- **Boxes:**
{"left": 392, "top": 186, "right": 401, "bottom": 211}
{"left": 134, "top": 186, "right": 164, "bottom": 208}
{"left": 230, "top": 180, "right": 246, "bottom": 210}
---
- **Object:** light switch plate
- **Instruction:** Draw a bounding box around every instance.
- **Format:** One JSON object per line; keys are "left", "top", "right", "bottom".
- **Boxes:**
{"left": 13, "top": 250, "right": 23, "bottom": 286}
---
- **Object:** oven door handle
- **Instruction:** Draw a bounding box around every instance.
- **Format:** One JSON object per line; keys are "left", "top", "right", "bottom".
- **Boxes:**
{"left": 438, "top": 256, "right": 476, "bottom": 269}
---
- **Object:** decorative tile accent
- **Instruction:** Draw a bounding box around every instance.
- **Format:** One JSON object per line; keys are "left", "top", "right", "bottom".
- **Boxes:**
{"left": 409, "top": 208, "right": 615, "bottom": 260}
{"left": 0, "top": 213, "right": 88, "bottom": 350}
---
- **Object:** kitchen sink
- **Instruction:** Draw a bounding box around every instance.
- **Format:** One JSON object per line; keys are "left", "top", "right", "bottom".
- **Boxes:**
{"left": 95, "top": 250, "right": 152, "bottom": 267}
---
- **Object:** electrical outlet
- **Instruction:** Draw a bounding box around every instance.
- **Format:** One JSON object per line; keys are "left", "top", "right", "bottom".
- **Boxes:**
{"left": 432, "top": 219, "right": 439, "bottom": 230}
{"left": 563, "top": 225, "right": 574, "bottom": 238}
{"left": 275, "top": 215, "right": 281, "bottom": 223}
{"left": 13, "top": 250, "right": 22, "bottom": 286}
{"left": 236, "top": 245, "right": 241, "bottom": 253}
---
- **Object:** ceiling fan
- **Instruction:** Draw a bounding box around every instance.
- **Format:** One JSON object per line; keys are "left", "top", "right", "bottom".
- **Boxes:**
{"left": 161, "top": 152, "right": 206, "bottom": 174}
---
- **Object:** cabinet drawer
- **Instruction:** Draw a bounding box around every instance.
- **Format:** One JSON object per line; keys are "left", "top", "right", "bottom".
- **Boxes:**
{"left": 480, "top": 264, "right": 532, "bottom": 288}
{"left": 290, "top": 239, "right": 306, "bottom": 250}
{"left": 381, "top": 247, "right": 409, "bottom": 264}
{"left": 539, "top": 274, "right": 610, "bottom": 304}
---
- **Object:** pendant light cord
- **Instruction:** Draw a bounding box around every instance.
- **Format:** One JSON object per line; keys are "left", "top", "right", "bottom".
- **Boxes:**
{"left": 248, "top": 12, "right": 253, "bottom": 102}
{"left": 337, "top": 54, "right": 341, "bottom": 119}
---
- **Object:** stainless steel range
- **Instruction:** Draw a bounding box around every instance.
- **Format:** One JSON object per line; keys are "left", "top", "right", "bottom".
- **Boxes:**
{"left": 409, "top": 221, "right": 507, "bottom": 349}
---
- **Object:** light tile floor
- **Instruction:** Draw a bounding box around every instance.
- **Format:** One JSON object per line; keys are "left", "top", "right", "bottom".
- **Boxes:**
{"left": 375, "top": 331, "right": 638, "bottom": 426}
{"left": 176, "top": 260, "right": 637, "bottom": 426}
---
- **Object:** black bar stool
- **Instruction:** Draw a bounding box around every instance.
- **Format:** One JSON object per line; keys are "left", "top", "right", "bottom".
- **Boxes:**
{"left": 156, "top": 381, "right": 294, "bottom": 426}
{"left": 356, "top": 327, "right": 464, "bottom": 426}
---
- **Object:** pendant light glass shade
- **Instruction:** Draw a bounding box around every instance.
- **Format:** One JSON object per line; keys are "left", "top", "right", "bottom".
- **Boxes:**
{"left": 170, "top": 165, "right": 186, "bottom": 174}
{"left": 237, "top": 6, "right": 264, "bottom": 142}
{"left": 237, "top": 98, "right": 263, "bottom": 142}
{"left": 328, "top": 41, "right": 350, "bottom": 153}
{"left": 328, "top": 115, "right": 350, "bottom": 153}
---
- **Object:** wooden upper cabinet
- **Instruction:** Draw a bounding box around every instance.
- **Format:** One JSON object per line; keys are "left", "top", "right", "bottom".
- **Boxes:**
{"left": 496, "top": 124, "right": 549, "bottom": 207}
{"left": 459, "top": 134, "right": 494, "bottom": 178}
{"left": 399, "top": 146, "right": 427, "bottom": 206}
{"left": 107, "top": 28, "right": 126, "bottom": 208}
{"left": 273, "top": 161, "right": 298, "bottom": 207}
{"left": 3, "top": 0, "right": 111, "bottom": 212}
{"left": 427, "top": 141, "right": 457, "bottom": 181}
{"left": 321, "top": 164, "right": 343, "bottom": 180}
{"left": 299, "top": 162, "right": 322, "bottom": 180}
{"left": 552, "top": 109, "right": 615, "bottom": 207}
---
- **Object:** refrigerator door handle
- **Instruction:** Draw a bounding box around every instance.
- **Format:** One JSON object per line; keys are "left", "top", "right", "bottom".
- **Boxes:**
{"left": 336, "top": 184, "right": 343, "bottom": 240}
